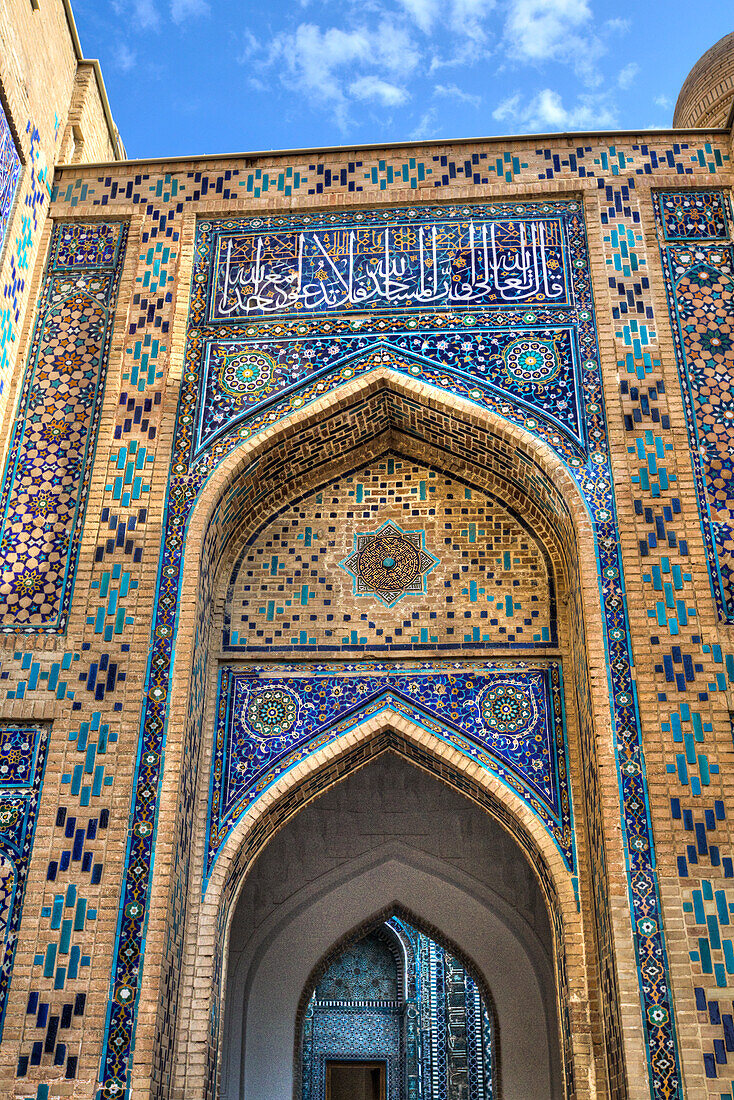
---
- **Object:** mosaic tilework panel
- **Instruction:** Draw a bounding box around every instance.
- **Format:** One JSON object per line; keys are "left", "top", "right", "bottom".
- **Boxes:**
{"left": 189, "top": 202, "right": 593, "bottom": 463}
{"left": 66, "top": 166, "right": 715, "bottom": 1100}
{"left": 0, "top": 221, "right": 127, "bottom": 630}
{"left": 0, "top": 121, "right": 50, "bottom": 432}
{"left": 659, "top": 192, "right": 729, "bottom": 241}
{"left": 0, "top": 726, "right": 48, "bottom": 1038}
{"left": 196, "top": 326, "right": 583, "bottom": 457}
{"left": 656, "top": 191, "right": 734, "bottom": 621}
{"left": 209, "top": 661, "right": 573, "bottom": 881}
{"left": 223, "top": 458, "right": 555, "bottom": 653}
{"left": 315, "top": 930, "right": 399, "bottom": 1001}
{"left": 0, "top": 101, "right": 21, "bottom": 262}
{"left": 303, "top": 917, "right": 493, "bottom": 1100}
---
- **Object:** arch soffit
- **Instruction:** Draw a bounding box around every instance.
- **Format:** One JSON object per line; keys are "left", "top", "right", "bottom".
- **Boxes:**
{"left": 299, "top": 914, "right": 407, "bottom": 1007}
{"left": 229, "top": 837, "right": 556, "bottom": 1008}
{"left": 218, "top": 440, "right": 563, "bottom": 645}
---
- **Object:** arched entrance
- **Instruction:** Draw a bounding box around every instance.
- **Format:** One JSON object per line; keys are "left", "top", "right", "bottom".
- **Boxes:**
{"left": 221, "top": 753, "right": 560, "bottom": 1100}
{"left": 299, "top": 912, "right": 495, "bottom": 1100}
{"left": 148, "top": 376, "right": 641, "bottom": 1100}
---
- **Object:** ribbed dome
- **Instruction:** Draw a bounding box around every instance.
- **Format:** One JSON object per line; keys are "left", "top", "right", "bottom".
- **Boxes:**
{"left": 674, "top": 31, "right": 734, "bottom": 128}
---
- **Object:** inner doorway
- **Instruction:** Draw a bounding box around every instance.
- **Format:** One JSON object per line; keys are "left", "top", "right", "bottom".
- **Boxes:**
{"left": 326, "top": 1062, "right": 386, "bottom": 1100}
{"left": 221, "top": 753, "right": 562, "bottom": 1099}
{"left": 301, "top": 915, "right": 494, "bottom": 1100}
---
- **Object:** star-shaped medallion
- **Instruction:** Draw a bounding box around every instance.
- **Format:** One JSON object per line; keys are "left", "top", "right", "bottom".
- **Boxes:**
{"left": 340, "top": 521, "right": 438, "bottom": 606}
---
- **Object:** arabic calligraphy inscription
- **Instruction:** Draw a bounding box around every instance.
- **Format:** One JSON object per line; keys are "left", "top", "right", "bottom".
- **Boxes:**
{"left": 207, "top": 215, "right": 570, "bottom": 320}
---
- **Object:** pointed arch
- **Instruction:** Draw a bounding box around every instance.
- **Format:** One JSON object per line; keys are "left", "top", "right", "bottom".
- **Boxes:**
{"left": 146, "top": 372, "right": 641, "bottom": 1100}
{"left": 200, "top": 715, "right": 578, "bottom": 1100}
{"left": 294, "top": 902, "right": 502, "bottom": 1100}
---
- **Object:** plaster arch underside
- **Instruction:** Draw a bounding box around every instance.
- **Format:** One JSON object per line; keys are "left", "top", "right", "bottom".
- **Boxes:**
{"left": 156, "top": 380, "right": 640, "bottom": 1100}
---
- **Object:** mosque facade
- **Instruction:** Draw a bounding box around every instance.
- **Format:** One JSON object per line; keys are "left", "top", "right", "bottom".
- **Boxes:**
{"left": 1, "top": 1, "right": 734, "bottom": 1098}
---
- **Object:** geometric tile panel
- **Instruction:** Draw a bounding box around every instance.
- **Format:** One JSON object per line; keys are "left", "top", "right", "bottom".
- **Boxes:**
{"left": 659, "top": 191, "right": 729, "bottom": 241}
{"left": 0, "top": 221, "right": 127, "bottom": 630}
{"left": 207, "top": 661, "right": 574, "bottom": 883}
{"left": 656, "top": 191, "right": 734, "bottom": 620}
{"left": 0, "top": 101, "right": 21, "bottom": 261}
{"left": 223, "top": 459, "right": 556, "bottom": 653}
{"left": 0, "top": 726, "right": 48, "bottom": 1038}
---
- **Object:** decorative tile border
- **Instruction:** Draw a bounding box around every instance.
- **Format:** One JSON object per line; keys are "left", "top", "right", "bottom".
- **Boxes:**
{"left": 0, "top": 725, "right": 49, "bottom": 1038}
{"left": 655, "top": 190, "right": 734, "bottom": 622}
{"left": 0, "top": 221, "right": 128, "bottom": 631}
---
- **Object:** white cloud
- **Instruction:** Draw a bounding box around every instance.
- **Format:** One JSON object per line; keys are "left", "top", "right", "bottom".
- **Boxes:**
{"left": 267, "top": 19, "right": 419, "bottom": 126}
{"left": 113, "top": 0, "right": 161, "bottom": 30}
{"left": 604, "top": 17, "right": 630, "bottom": 33}
{"left": 654, "top": 94, "right": 672, "bottom": 109}
{"left": 170, "top": 0, "right": 209, "bottom": 22}
{"left": 493, "top": 87, "right": 618, "bottom": 131}
{"left": 492, "top": 92, "right": 522, "bottom": 121}
{"left": 396, "top": 0, "right": 494, "bottom": 37}
{"left": 450, "top": 0, "right": 495, "bottom": 39}
{"left": 618, "top": 62, "right": 639, "bottom": 89}
{"left": 503, "top": 0, "right": 605, "bottom": 86}
{"left": 373, "top": 20, "right": 421, "bottom": 73}
{"left": 505, "top": 0, "right": 591, "bottom": 61}
{"left": 350, "top": 75, "right": 409, "bottom": 106}
{"left": 114, "top": 43, "right": 137, "bottom": 71}
{"left": 396, "top": 0, "right": 441, "bottom": 32}
{"left": 270, "top": 23, "right": 372, "bottom": 106}
{"left": 434, "top": 83, "right": 481, "bottom": 108}
{"left": 237, "top": 29, "right": 260, "bottom": 64}
{"left": 410, "top": 107, "right": 440, "bottom": 139}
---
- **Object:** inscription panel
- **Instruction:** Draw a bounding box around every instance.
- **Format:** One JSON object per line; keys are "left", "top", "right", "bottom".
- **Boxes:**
{"left": 208, "top": 212, "right": 570, "bottom": 321}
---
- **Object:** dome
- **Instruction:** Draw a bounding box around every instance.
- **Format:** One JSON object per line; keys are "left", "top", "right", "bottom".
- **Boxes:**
{"left": 674, "top": 31, "right": 734, "bottom": 128}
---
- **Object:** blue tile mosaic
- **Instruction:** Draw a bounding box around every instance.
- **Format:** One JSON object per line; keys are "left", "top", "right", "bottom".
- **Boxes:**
{"left": 0, "top": 102, "right": 21, "bottom": 262}
{"left": 0, "top": 221, "right": 128, "bottom": 630}
{"left": 207, "top": 661, "right": 573, "bottom": 883}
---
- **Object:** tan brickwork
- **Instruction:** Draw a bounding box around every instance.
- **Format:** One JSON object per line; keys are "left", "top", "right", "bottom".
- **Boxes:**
{"left": 674, "top": 32, "right": 734, "bottom": 128}
{"left": 0, "top": 9, "right": 732, "bottom": 1100}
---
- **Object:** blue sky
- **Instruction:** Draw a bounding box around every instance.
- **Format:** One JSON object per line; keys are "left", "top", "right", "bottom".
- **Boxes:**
{"left": 71, "top": 0, "right": 734, "bottom": 160}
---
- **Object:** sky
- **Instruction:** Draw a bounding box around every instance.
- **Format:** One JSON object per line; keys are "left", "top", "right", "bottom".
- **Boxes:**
{"left": 70, "top": 0, "right": 734, "bottom": 160}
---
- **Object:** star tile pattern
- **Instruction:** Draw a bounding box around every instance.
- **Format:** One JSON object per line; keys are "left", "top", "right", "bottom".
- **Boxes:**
{"left": 341, "top": 521, "right": 438, "bottom": 606}
{"left": 222, "top": 459, "right": 555, "bottom": 653}
{"left": 0, "top": 221, "right": 127, "bottom": 630}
